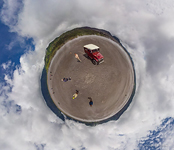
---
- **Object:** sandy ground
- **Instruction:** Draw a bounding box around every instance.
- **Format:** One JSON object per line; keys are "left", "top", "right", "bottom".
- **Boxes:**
{"left": 47, "top": 35, "right": 134, "bottom": 122}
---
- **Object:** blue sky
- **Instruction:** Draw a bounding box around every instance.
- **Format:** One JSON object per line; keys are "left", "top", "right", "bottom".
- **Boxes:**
{"left": 1, "top": 0, "right": 174, "bottom": 150}
{"left": 0, "top": 19, "right": 34, "bottom": 82}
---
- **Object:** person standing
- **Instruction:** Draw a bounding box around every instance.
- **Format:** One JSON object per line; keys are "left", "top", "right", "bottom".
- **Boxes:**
{"left": 73, "top": 90, "right": 79, "bottom": 99}
{"left": 88, "top": 97, "right": 93, "bottom": 107}
{"left": 75, "top": 53, "right": 81, "bottom": 62}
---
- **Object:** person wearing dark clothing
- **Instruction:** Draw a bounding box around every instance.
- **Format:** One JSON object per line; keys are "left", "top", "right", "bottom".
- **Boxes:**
{"left": 61, "top": 77, "right": 71, "bottom": 82}
{"left": 88, "top": 97, "right": 93, "bottom": 106}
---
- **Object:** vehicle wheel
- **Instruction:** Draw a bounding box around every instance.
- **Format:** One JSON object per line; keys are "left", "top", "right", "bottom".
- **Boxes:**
{"left": 85, "top": 53, "right": 89, "bottom": 58}
{"left": 92, "top": 59, "right": 97, "bottom": 65}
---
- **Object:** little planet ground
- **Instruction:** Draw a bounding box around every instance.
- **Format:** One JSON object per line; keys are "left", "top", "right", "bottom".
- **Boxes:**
{"left": 46, "top": 33, "right": 135, "bottom": 123}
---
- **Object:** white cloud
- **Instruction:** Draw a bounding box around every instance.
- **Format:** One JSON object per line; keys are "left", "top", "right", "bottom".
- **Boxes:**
{"left": 1, "top": 0, "right": 174, "bottom": 149}
{"left": 0, "top": 0, "right": 23, "bottom": 29}
{"left": 2, "top": 61, "right": 12, "bottom": 70}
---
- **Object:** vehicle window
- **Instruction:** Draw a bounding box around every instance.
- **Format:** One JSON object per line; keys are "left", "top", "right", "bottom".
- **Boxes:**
{"left": 92, "top": 49, "right": 99, "bottom": 53}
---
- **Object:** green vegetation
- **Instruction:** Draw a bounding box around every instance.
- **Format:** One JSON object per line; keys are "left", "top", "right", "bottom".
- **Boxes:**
{"left": 44, "top": 27, "right": 114, "bottom": 72}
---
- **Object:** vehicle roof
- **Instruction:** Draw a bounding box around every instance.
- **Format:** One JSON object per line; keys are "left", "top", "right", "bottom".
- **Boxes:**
{"left": 84, "top": 44, "right": 99, "bottom": 50}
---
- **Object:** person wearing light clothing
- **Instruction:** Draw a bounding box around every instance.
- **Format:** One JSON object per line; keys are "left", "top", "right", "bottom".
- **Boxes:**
{"left": 75, "top": 53, "right": 81, "bottom": 62}
{"left": 73, "top": 90, "right": 79, "bottom": 99}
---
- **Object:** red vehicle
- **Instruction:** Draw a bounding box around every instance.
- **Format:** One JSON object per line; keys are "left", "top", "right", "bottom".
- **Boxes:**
{"left": 84, "top": 44, "right": 104, "bottom": 65}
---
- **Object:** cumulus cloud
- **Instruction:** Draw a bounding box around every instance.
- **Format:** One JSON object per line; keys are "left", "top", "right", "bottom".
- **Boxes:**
{"left": 2, "top": 60, "right": 12, "bottom": 70}
{"left": 1, "top": 0, "right": 174, "bottom": 149}
{"left": 0, "top": 0, "right": 23, "bottom": 29}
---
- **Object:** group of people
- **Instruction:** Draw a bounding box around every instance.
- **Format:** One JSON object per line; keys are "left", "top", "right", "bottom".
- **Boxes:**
{"left": 61, "top": 77, "right": 71, "bottom": 82}
{"left": 60, "top": 53, "right": 93, "bottom": 107}
{"left": 61, "top": 79, "right": 93, "bottom": 107}
{"left": 72, "top": 90, "right": 93, "bottom": 107}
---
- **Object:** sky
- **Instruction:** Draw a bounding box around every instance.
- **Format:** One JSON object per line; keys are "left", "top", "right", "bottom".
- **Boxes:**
{"left": 0, "top": 0, "right": 174, "bottom": 150}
